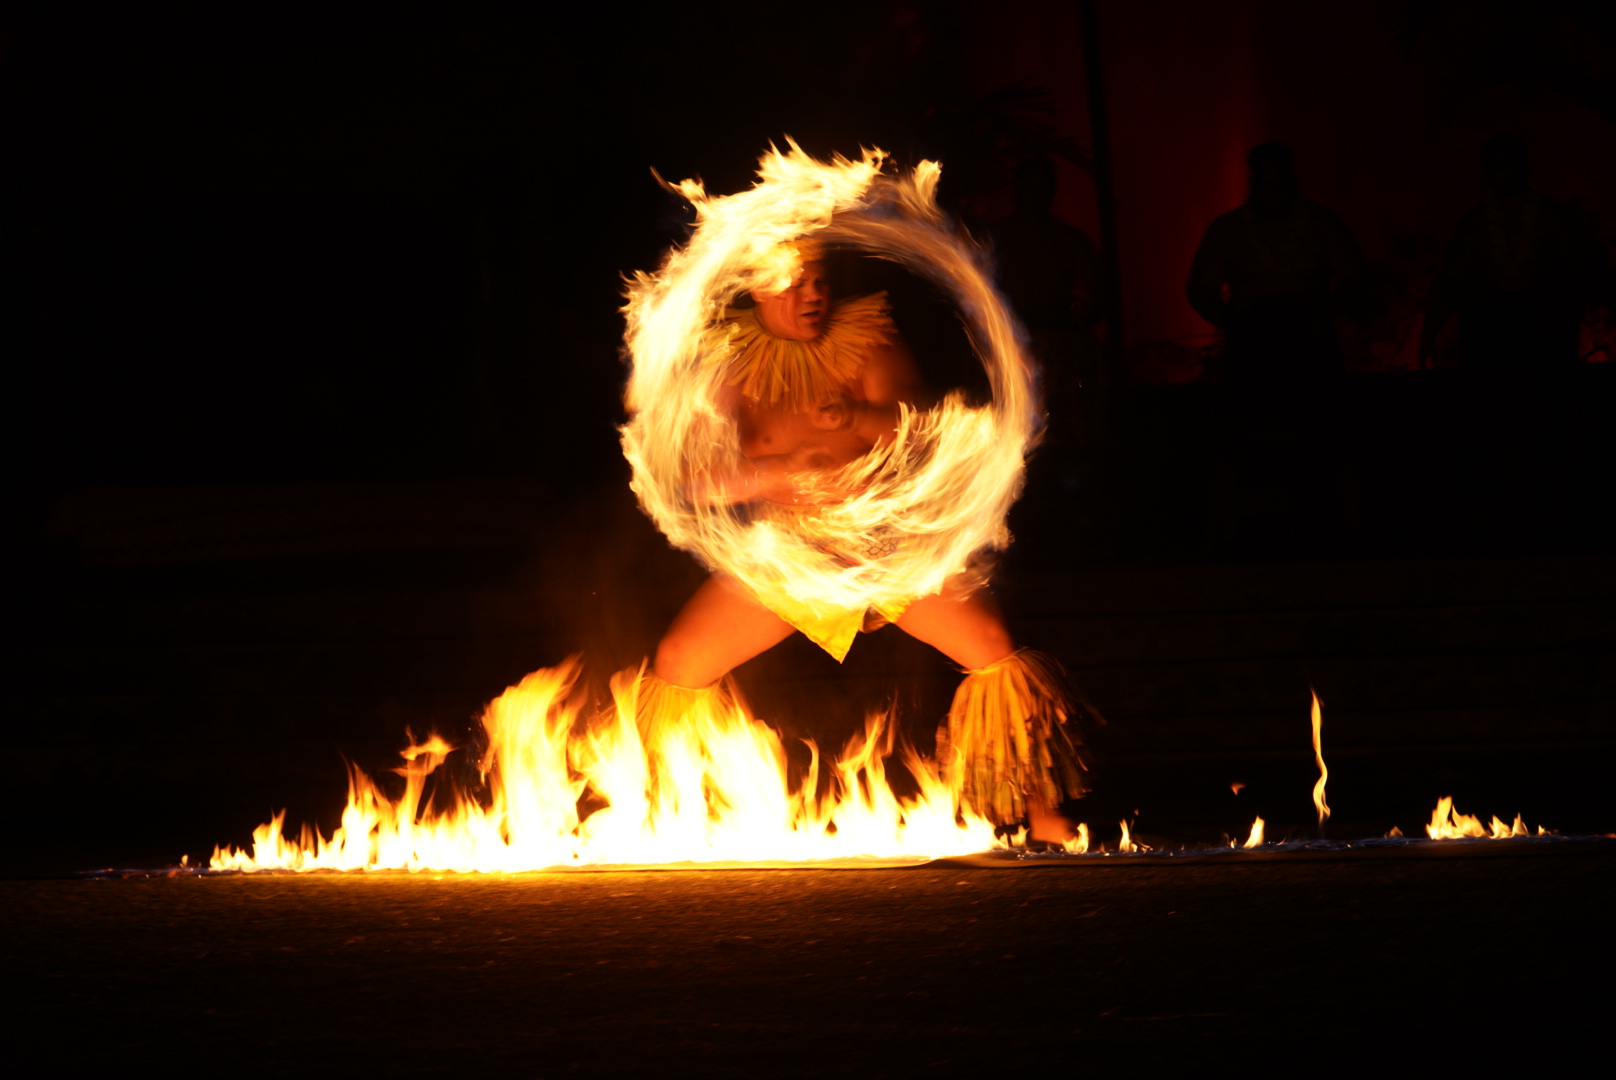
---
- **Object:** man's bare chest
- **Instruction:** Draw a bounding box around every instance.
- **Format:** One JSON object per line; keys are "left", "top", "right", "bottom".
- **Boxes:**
{"left": 736, "top": 391, "right": 870, "bottom": 464}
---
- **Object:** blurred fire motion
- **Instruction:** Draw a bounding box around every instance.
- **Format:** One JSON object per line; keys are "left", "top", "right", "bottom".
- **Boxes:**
{"left": 215, "top": 146, "right": 1048, "bottom": 874}
{"left": 621, "top": 142, "right": 1039, "bottom": 631}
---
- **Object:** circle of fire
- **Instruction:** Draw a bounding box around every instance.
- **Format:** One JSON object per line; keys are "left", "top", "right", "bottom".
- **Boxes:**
{"left": 622, "top": 144, "right": 1040, "bottom": 616}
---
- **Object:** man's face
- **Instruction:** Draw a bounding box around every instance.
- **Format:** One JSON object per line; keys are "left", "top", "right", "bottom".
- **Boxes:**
{"left": 753, "top": 262, "right": 829, "bottom": 341}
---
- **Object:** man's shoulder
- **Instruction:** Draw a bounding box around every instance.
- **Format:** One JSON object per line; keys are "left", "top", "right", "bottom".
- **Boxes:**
{"left": 1298, "top": 199, "right": 1347, "bottom": 225}
{"left": 1194, "top": 208, "right": 1248, "bottom": 255}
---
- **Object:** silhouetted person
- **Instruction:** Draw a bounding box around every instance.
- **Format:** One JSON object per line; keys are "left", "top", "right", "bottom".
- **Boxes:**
{"left": 1186, "top": 144, "right": 1364, "bottom": 551}
{"left": 1421, "top": 136, "right": 1599, "bottom": 545}
{"left": 991, "top": 157, "right": 1102, "bottom": 448}
{"left": 992, "top": 158, "right": 1100, "bottom": 339}
{"left": 1421, "top": 135, "right": 1591, "bottom": 375}
{"left": 1188, "top": 143, "right": 1362, "bottom": 384}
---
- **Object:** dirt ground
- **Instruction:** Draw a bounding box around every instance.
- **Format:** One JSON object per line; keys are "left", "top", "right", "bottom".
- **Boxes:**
{"left": 6, "top": 847, "right": 1610, "bottom": 1074}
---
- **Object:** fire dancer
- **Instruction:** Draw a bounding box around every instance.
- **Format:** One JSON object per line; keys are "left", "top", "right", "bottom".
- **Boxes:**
{"left": 636, "top": 245, "right": 1090, "bottom": 841}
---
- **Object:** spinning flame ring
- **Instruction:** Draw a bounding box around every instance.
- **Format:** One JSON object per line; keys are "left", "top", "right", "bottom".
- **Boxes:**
{"left": 621, "top": 145, "right": 1041, "bottom": 617}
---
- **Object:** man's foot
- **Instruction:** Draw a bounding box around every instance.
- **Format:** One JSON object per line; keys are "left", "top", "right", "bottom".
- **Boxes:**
{"left": 1027, "top": 796, "right": 1077, "bottom": 845}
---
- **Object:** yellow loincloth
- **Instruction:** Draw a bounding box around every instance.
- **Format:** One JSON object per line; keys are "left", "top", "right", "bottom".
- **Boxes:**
{"left": 754, "top": 588, "right": 912, "bottom": 663}
{"left": 747, "top": 502, "right": 912, "bottom": 662}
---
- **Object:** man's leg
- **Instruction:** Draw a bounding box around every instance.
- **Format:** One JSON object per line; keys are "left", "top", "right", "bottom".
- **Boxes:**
{"left": 895, "top": 583, "right": 1077, "bottom": 843}
{"left": 653, "top": 574, "right": 797, "bottom": 689}
{"left": 892, "top": 582, "right": 1014, "bottom": 670}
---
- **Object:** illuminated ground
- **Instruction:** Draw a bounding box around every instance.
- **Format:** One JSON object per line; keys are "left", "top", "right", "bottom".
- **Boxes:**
{"left": 7, "top": 848, "right": 1610, "bottom": 1072}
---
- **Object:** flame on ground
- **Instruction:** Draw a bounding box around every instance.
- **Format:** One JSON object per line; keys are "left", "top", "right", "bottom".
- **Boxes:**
{"left": 1242, "top": 817, "right": 1266, "bottom": 848}
{"left": 212, "top": 682, "right": 1561, "bottom": 871}
{"left": 1425, "top": 796, "right": 1539, "bottom": 840}
{"left": 211, "top": 658, "right": 999, "bottom": 873}
{"left": 1117, "top": 820, "right": 1150, "bottom": 853}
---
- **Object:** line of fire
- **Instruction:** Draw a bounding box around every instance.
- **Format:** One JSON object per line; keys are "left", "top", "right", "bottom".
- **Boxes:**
{"left": 8, "top": 3, "right": 1613, "bottom": 1072}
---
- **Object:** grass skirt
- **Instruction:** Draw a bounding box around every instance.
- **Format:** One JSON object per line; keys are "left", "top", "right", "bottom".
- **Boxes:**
{"left": 935, "top": 649, "right": 1093, "bottom": 826}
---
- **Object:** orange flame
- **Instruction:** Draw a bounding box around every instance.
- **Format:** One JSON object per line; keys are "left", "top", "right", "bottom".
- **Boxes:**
{"left": 1117, "top": 820, "right": 1149, "bottom": 853}
{"left": 1425, "top": 796, "right": 1487, "bottom": 839}
{"left": 1424, "top": 797, "right": 1534, "bottom": 840}
{"left": 1310, "top": 690, "right": 1330, "bottom": 826}
{"left": 1242, "top": 817, "right": 1265, "bottom": 848}
{"left": 212, "top": 659, "right": 1001, "bottom": 872}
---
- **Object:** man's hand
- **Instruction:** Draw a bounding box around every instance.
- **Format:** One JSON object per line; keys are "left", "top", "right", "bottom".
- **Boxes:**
{"left": 688, "top": 446, "right": 843, "bottom": 506}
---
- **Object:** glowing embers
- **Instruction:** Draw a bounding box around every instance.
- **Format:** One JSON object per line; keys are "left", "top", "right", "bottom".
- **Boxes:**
{"left": 211, "top": 658, "right": 997, "bottom": 873}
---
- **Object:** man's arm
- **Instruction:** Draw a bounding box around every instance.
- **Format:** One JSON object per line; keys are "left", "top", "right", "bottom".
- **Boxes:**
{"left": 692, "top": 384, "right": 854, "bottom": 505}
{"left": 692, "top": 447, "right": 839, "bottom": 505}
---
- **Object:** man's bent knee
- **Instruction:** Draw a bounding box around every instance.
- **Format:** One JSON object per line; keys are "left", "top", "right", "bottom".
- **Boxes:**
{"left": 950, "top": 619, "right": 1014, "bottom": 671}
{"left": 974, "top": 621, "right": 1015, "bottom": 669}
{"left": 652, "top": 634, "right": 714, "bottom": 690}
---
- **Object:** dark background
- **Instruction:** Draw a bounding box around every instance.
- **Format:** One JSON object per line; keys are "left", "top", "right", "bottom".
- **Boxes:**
{"left": 5, "top": 3, "right": 1613, "bottom": 871}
